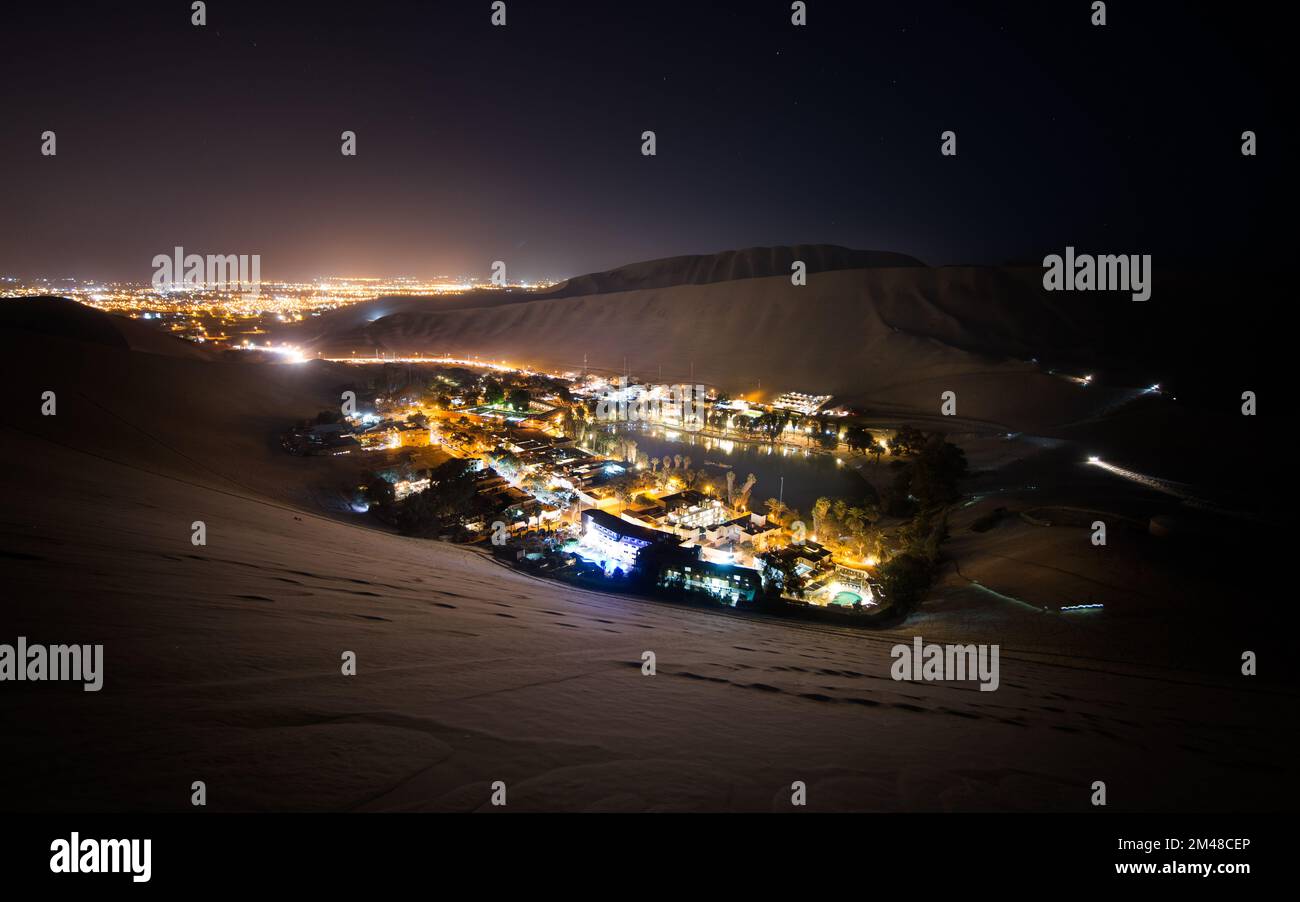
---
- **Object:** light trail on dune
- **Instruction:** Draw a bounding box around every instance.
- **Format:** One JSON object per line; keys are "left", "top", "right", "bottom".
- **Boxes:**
{"left": 1084, "top": 457, "right": 1257, "bottom": 521}
{"left": 318, "top": 353, "right": 571, "bottom": 379}
{"left": 1086, "top": 457, "right": 1197, "bottom": 500}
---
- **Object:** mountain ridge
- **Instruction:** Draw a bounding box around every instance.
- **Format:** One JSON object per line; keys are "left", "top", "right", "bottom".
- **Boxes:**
{"left": 542, "top": 244, "right": 925, "bottom": 298}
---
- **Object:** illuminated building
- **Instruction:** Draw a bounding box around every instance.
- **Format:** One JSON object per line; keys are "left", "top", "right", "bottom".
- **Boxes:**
{"left": 658, "top": 490, "right": 731, "bottom": 530}
{"left": 574, "top": 509, "right": 667, "bottom": 574}
{"left": 771, "top": 391, "right": 832, "bottom": 416}
{"left": 661, "top": 561, "right": 758, "bottom": 605}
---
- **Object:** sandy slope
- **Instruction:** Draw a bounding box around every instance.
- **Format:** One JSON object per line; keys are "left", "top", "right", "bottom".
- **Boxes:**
{"left": 298, "top": 265, "right": 1126, "bottom": 434}
{"left": 1, "top": 306, "right": 1292, "bottom": 812}
{"left": 2, "top": 295, "right": 214, "bottom": 360}
{"left": 541, "top": 244, "right": 924, "bottom": 297}
{"left": 3, "top": 427, "right": 1288, "bottom": 813}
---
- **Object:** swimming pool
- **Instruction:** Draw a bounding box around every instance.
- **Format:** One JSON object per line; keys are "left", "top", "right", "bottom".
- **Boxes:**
{"left": 831, "top": 590, "right": 862, "bottom": 606}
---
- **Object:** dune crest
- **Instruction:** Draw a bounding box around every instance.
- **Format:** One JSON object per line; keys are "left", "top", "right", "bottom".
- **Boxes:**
{"left": 293, "top": 248, "right": 1126, "bottom": 432}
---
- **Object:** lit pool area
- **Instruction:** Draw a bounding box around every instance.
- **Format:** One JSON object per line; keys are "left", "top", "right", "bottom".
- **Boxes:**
{"left": 830, "top": 589, "right": 863, "bottom": 607}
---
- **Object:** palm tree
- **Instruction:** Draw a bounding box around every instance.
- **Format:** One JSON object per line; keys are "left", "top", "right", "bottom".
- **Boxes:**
{"left": 812, "top": 497, "right": 833, "bottom": 538}
{"left": 733, "top": 472, "right": 757, "bottom": 511}
{"left": 765, "top": 497, "right": 787, "bottom": 524}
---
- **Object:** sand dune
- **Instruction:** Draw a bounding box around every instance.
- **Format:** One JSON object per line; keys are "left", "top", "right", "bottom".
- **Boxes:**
{"left": 288, "top": 248, "right": 1150, "bottom": 434}
{"left": 1, "top": 304, "right": 1292, "bottom": 812}
{"left": 1, "top": 296, "right": 213, "bottom": 359}
{"left": 542, "top": 244, "right": 924, "bottom": 297}
{"left": 3, "top": 421, "right": 1288, "bottom": 812}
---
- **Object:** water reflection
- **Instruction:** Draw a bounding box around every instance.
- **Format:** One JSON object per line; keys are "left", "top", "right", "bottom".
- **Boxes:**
{"left": 616, "top": 424, "right": 868, "bottom": 512}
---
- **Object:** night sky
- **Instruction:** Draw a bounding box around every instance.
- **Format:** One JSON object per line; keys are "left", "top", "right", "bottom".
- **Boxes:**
{"left": 1, "top": 0, "right": 1288, "bottom": 283}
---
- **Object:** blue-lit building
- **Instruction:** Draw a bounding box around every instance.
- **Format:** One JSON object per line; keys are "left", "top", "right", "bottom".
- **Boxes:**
{"left": 575, "top": 509, "right": 670, "bottom": 575}
{"left": 572, "top": 509, "right": 761, "bottom": 604}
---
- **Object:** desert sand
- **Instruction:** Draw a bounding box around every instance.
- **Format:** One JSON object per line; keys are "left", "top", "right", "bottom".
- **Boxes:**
{"left": 1, "top": 298, "right": 1291, "bottom": 812}
{"left": 291, "top": 249, "right": 1156, "bottom": 435}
